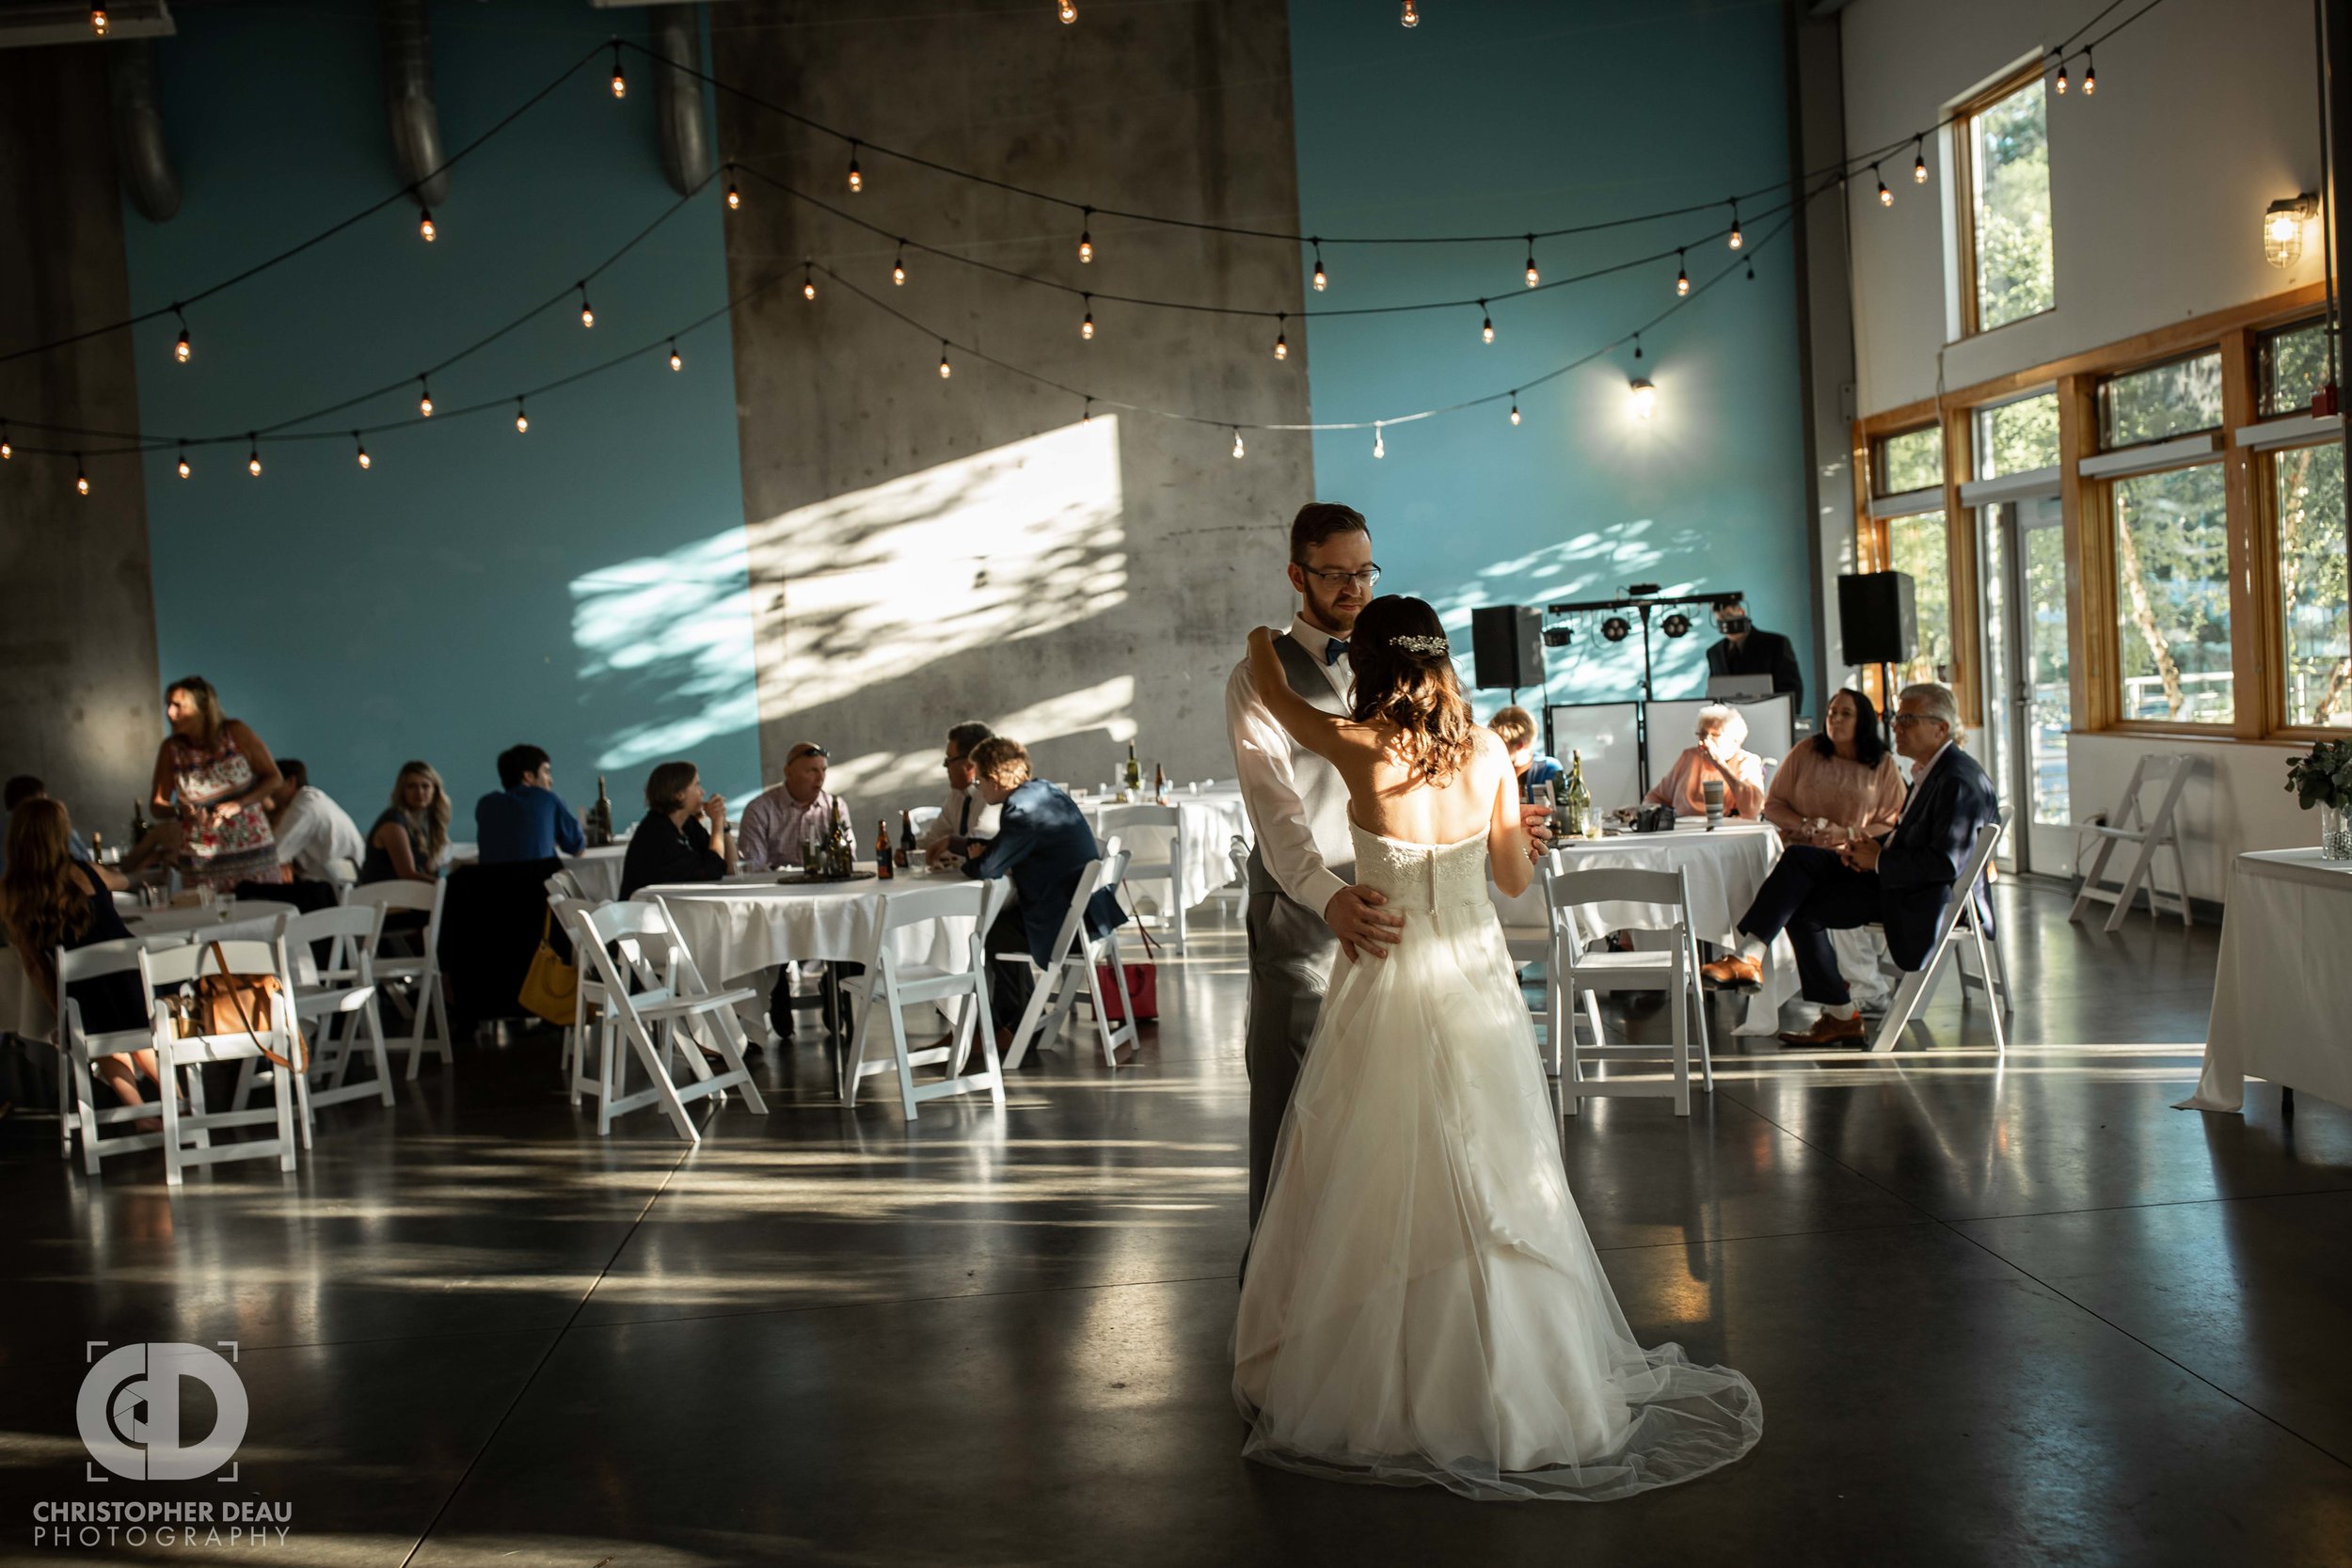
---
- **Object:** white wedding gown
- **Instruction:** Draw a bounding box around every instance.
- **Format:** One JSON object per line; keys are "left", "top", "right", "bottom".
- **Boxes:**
{"left": 1233, "top": 823, "right": 1762, "bottom": 1501}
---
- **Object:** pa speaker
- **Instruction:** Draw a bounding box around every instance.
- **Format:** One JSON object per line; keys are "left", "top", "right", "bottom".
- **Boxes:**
{"left": 1470, "top": 605, "right": 1546, "bottom": 691}
{"left": 1838, "top": 571, "right": 1917, "bottom": 666}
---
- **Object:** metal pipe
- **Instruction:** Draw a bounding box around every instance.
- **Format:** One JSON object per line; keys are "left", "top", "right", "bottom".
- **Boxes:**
{"left": 649, "top": 4, "right": 710, "bottom": 197}
{"left": 380, "top": 0, "right": 449, "bottom": 209}
{"left": 107, "top": 40, "right": 180, "bottom": 223}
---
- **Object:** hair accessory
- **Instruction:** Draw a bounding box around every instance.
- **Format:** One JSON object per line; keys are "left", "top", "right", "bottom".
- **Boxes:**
{"left": 1389, "top": 633, "right": 1449, "bottom": 656}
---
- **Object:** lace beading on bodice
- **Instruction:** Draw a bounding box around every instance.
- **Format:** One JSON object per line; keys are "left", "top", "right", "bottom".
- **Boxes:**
{"left": 1349, "top": 824, "right": 1490, "bottom": 913}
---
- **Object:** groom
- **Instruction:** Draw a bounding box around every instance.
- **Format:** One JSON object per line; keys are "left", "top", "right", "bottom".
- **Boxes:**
{"left": 1226, "top": 502, "right": 1400, "bottom": 1232}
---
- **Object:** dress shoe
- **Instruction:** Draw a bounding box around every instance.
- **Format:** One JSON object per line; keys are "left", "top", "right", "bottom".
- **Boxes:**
{"left": 1700, "top": 955, "right": 1763, "bottom": 991}
{"left": 1776, "top": 1012, "right": 1867, "bottom": 1049}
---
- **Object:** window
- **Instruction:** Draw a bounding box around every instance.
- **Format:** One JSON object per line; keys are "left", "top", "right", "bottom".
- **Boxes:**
{"left": 2112, "top": 464, "right": 2233, "bottom": 723}
{"left": 1974, "top": 391, "right": 2060, "bottom": 477}
{"left": 2097, "top": 351, "right": 2222, "bottom": 448}
{"left": 2273, "top": 438, "right": 2351, "bottom": 727}
{"left": 1961, "top": 72, "right": 2055, "bottom": 334}
{"left": 1886, "top": 510, "right": 1953, "bottom": 689}
{"left": 2259, "top": 318, "right": 2331, "bottom": 419}
{"left": 1874, "top": 425, "right": 1944, "bottom": 495}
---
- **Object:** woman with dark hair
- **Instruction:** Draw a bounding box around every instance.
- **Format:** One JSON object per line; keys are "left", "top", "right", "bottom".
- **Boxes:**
{"left": 360, "top": 761, "right": 453, "bottom": 885}
{"left": 1760, "top": 687, "right": 1905, "bottom": 848}
{"left": 1232, "top": 594, "right": 1760, "bottom": 1502}
{"left": 150, "top": 674, "right": 285, "bottom": 890}
{"left": 617, "top": 760, "right": 730, "bottom": 898}
{"left": 1, "top": 799, "right": 157, "bottom": 1116}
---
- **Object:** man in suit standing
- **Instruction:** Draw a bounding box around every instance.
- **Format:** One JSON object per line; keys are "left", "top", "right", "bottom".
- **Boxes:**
{"left": 1706, "top": 597, "right": 1804, "bottom": 717}
{"left": 1700, "top": 682, "right": 1997, "bottom": 1047}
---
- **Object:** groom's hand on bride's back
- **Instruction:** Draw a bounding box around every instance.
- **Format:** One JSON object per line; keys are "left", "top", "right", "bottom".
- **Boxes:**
{"left": 1326, "top": 884, "right": 1405, "bottom": 961}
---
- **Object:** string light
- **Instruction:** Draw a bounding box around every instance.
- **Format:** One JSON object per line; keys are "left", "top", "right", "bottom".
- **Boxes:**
{"left": 1632, "top": 332, "right": 1645, "bottom": 365}
{"left": 1082, "top": 397, "right": 1092, "bottom": 424}
{"left": 1480, "top": 302, "right": 1494, "bottom": 343}
{"left": 515, "top": 398, "right": 530, "bottom": 434}
{"left": 1081, "top": 296, "right": 1095, "bottom": 340}
{"left": 1746, "top": 257, "right": 1756, "bottom": 281}
{"left": 725, "top": 172, "right": 740, "bottom": 211}
{"left": 1876, "top": 166, "right": 1893, "bottom": 207}
{"left": 2055, "top": 58, "right": 2069, "bottom": 94}
{"left": 177, "top": 443, "right": 190, "bottom": 479}
{"left": 1, "top": 425, "right": 12, "bottom": 460}
{"left": 354, "top": 432, "right": 371, "bottom": 469}
{"left": 1373, "top": 421, "right": 1386, "bottom": 459}
{"left": 1523, "top": 234, "right": 1539, "bottom": 288}
{"left": 1629, "top": 377, "right": 1658, "bottom": 420}
{"left": 173, "top": 306, "right": 191, "bottom": 363}
{"left": 669, "top": 339, "right": 684, "bottom": 372}
{"left": 1059, "top": 0, "right": 1076, "bottom": 21}
{"left": 419, "top": 377, "right": 434, "bottom": 417}
{"left": 2083, "top": 50, "right": 2096, "bottom": 95}
{"left": 90, "top": 8, "right": 105, "bottom": 38}
{"left": 1913, "top": 137, "right": 1928, "bottom": 183}
{"left": 1675, "top": 249, "right": 1690, "bottom": 296}
{"left": 1727, "top": 201, "right": 1742, "bottom": 251}
{"left": 246, "top": 435, "right": 262, "bottom": 477}
{"left": 577, "top": 283, "right": 595, "bottom": 327}
{"left": 420, "top": 209, "right": 436, "bottom": 242}
{"left": 892, "top": 243, "right": 907, "bottom": 285}
{"left": 75, "top": 456, "right": 89, "bottom": 496}
{"left": 1078, "top": 208, "right": 1094, "bottom": 263}
{"left": 1274, "top": 313, "right": 1288, "bottom": 359}
{"left": 1311, "top": 239, "right": 1328, "bottom": 292}
{"left": 1232, "top": 428, "right": 1246, "bottom": 458}
{"left": 847, "top": 142, "right": 863, "bottom": 194}
{"left": 1401, "top": 0, "right": 1420, "bottom": 25}
{"left": 938, "top": 341, "right": 952, "bottom": 379}
{"left": 1509, "top": 392, "right": 1520, "bottom": 426}
{"left": 611, "top": 44, "right": 627, "bottom": 100}
{"left": 803, "top": 262, "right": 817, "bottom": 301}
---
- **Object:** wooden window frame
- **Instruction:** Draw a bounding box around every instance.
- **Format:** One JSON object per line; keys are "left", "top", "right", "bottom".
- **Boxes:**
{"left": 1952, "top": 62, "right": 2056, "bottom": 343}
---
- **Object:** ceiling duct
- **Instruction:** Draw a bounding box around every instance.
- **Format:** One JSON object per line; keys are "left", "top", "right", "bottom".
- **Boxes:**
{"left": 379, "top": 0, "right": 448, "bottom": 209}
{"left": 107, "top": 39, "right": 179, "bottom": 222}
{"left": 648, "top": 5, "right": 709, "bottom": 197}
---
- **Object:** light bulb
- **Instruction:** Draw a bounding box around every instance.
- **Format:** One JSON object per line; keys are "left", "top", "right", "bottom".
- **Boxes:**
{"left": 669, "top": 341, "right": 684, "bottom": 372}
{"left": 355, "top": 435, "right": 371, "bottom": 469}
{"left": 2083, "top": 53, "right": 2095, "bottom": 95}
{"left": 419, "top": 381, "right": 434, "bottom": 418}
{"left": 1082, "top": 399, "right": 1093, "bottom": 424}
{"left": 1746, "top": 258, "right": 1756, "bottom": 281}
{"left": 1509, "top": 399, "right": 1521, "bottom": 425}
{"left": 1078, "top": 213, "right": 1093, "bottom": 263}
{"left": 0, "top": 429, "right": 10, "bottom": 460}
{"left": 247, "top": 442, "right": 262, "bottom": 477}
{"left": 174, "top": 315, "right": 191, "bottom": 363}
{"left": 939, "top": 344, "right": 952, "bottom": 379}
{"left": 611, "top": 48, "right": 627, "bottom": 99}
{"left": 91, "top": 8, "right": 106, "bottom": 37}
{"left": 1877, "top": 169, "right": 1893, "bottom": 206}
{"left": 1481, "top": 305, "right": 1494, "bottom": 343}
{"left": 1373, "top": 424, "right": 1386, "bottom": 459}
{"left": 76, "top": 462, "right": 89, "bottom": 496}
{"left": 1629, "top": 377, "right": 1658, "bottom": 421}
{"left": 847, "top": 146, "right": 863, "bottom": 193}
{"left": 1274, "top": 325, "right": 1288, "bottom": 360}
{"left": 803, "top": 265, "right": 817, "bottom": 301}
{"left": 1401, "top": 0, "right": 1419, "bottom": 26}
{"left": 177, "top": 448, "right": 190, "bottom": 479}
{"left": 579, "top": 288, "right": 595, "bottom": 328}
{"left": 1728, "top": 224, "right": 1742, "bottom": 251}
{"left": 1232, "top": 429, "right": 1246, "bottom": 459}
{"left": 1524, "top": 236, "right": 1539, "bottom": 287}
{"left": 2056, "top": 62, "right": 2069, "bottom": 94}
{"left": 515, "top": 401, "right": 530, "bottom": 434}
{"left": 1312, "top": 245, "right": 1327, "bottom": 292}
{"left": 1914, "top": 143, "right": 1929, "bottom": 183}
{"left": 420, "top": 209, "right": 437, "bottom": 242}
{"left": 1676, "top": 250, "right": 1690, "bottom": 296}
{"left": 1059, "top": 0, "right": 1076, "bottom": 21}
{"left": 893, "top": 246, "right": 907, "bottom": 285}
{"left": 725, "top": 181, "right": 740, "bottom": 211}
{"left": 1082, "top": 311, "right": 1095, "bottom": 341}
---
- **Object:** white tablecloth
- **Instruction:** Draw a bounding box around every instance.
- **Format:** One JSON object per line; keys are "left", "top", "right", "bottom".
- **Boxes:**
{"left": 1085, "top": 790, "right": 1253, "bottom": 912}
{"left": 559, "top": 845, "right": 630, "bottom": 903}
{"left": 2178, "top": 847, "right": 2352, "bottom": 1113}
{"left": 1490, "top": 821, "right": 1797, "bottom": 1035}
{"left": 646, "top": 868, "right": 979, "bottom": 986}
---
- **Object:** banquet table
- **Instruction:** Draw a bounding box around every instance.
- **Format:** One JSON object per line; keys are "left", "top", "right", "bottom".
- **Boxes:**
{"left": 1082, "top": 787, "right": 1253, "bottom": 912}
{"left": 1489, "top": 820, "right": 1797, "bottom": 1035}
{"left": 2177, "top": 847, "right": 2352, "bottom": 1114}
{"left": 445, "top": 842, "right": 630, "bottom": 900}
{"left": 644, "top": 866, "right": 983, "bottom": 989}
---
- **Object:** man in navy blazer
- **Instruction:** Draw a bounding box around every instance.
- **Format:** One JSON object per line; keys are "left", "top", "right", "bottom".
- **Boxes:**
{"left": 1702, "top": 682, "right": 1998, "bottom": 1048}
{"left": 961, "top": 736, "right": 1127, "bottom": 1049}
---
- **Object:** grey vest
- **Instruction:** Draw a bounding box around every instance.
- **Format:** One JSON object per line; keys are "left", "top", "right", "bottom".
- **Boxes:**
{"left": 1245, "top": 632, "right": 1356, "bottom": 900}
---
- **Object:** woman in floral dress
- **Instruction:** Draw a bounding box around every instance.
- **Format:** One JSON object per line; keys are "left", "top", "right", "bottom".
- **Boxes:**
{"left": 148, "top": 675, "right": 287, "bottom": 890}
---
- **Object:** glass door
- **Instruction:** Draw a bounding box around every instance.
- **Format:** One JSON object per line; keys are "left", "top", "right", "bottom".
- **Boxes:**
{"left": 1979, "top": 495, "right": 2072, "bottom": 873}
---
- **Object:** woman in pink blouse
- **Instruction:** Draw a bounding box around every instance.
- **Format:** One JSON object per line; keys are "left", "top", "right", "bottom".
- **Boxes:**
{"left": 1645, "top": 705, "right": 1767, "bottom": 818}
{"left": 1760, "top": 688, "right": 1906, "bottom": 847}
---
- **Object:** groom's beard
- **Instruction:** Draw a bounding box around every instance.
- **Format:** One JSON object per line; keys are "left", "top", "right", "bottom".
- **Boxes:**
{"left": 1305, "top": 591, "right": 1362, "bottom": 635}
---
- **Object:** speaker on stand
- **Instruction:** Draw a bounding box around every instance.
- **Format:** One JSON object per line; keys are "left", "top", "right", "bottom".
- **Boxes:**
{"left": 1837, "top": 571, "right": 1917, "bottom": 748}
{"left": 1470, "top": 605, "right": 1547, "bottom": 705}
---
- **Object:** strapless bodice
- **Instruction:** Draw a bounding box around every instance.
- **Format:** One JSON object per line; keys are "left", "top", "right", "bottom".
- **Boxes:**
{"left": 1349, "top": 823, "right": 1491, "bottom": 912}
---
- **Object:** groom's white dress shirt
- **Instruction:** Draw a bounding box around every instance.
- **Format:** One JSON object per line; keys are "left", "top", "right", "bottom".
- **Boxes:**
{"left": 1226, "top": 615, "right": 1353, "bottom": 918}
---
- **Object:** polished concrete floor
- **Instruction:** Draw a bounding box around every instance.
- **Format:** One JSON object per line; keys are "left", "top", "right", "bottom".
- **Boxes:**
{"left": 3, "top": 879, "right": 2349, "bottom": 1567}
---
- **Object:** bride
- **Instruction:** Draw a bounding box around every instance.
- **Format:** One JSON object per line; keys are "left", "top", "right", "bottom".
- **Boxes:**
{"left": 1232, "top": 595, "right": 1762, "bottom": 1502}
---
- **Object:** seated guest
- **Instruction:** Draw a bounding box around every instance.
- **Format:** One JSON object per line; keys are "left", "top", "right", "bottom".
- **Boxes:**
{"left": 738, "top": 742, "right": 844, "bottom": 872}
{"left": 618, "top": 761, "right": 731, "bottom": 898}
{"left": 267, "top": 758, "right": 367, "bottom": 884}
{"left": 1645, "top": 704, "right": 1767, "bottom": 819}
{"left": 1761, "top": 689, "right": 1904, "bottom": 848}
{"left": 1702, "top": 684, "right": 1998, "bottom": 1048}
{"left": 1, "top": 776, "right": 91, "bottom": 874}
{"left": 361, "top": 761, "right": 453, "bottom": 885}
{"left": 921, "top": 721, "right": 1005, "bottom": 867}
{"left": 961, "top": 737, "right": 1127, "bottom": 1053}
{"left": 475, "top": 744, "right": 586, "bottom": 864}
{"left": 1, "top": 799, "right": 155, "bottom": 1119}
{"left": 1488, "top": 706, "right": 1564, "bottom": 801}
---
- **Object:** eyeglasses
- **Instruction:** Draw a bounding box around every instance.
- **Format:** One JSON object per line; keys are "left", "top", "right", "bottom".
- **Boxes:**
{"left": 789, "top": 746, "right": 829, "bottom": 761}
{"left": 1295, "top": 563, "right": 1382, "bottom": 590}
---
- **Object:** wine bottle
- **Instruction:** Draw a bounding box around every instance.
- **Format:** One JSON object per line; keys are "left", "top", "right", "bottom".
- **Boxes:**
{"left": 131, "top": 799, "right": 151, "bottom": 847}
{"left": 875, "top": 818, "right": 895, "bottom": 879}
{"left": 1124, "top": 740, "right": 1143, "bottom": 798}
{"left": 1562, "top": 751, "right": 1590, "bottom": 840}
{"left": 897, "top": 810, "right": 915, "bottom": 867}
{"left": 591, "top": 775, "right": 613, "bottom": 847}
{"left": 1152, "top": 761, "right": 1168, "bottom": 803}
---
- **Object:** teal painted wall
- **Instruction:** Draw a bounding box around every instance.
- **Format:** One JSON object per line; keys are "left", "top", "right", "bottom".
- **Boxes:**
{"left": 1286, "top": 0, "right": 1812, "bottom": 719}
{"left": 121, "top": 1, "right": 757, "bottom": 824}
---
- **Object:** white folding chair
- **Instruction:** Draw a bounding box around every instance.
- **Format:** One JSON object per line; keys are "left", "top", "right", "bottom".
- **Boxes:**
{"left": 322, "top": 856, "right": 360, "bottom": 902}
{"left": 1497, "top": 888, "right": 1562, "bottom": 1076}
{"left": 345, "top": 879, "right": 451, "bottom": 1078}
{"left": 145, "top": 939, "right": 304, "bottom": 1184}
{"left": 1872, "top": 819, "right": 2012, "bottom": 1054}
{"left": 1547, "top": 861, "right": 1712, "bottom": 1117}
{"left": 546, "top": 883, "right": 603, "bottom": 1093}
{"left": 246, "top": 905, "right": 396, "bottom": 1123}
{"left": 1097, "top": 802, "right": 1188, "bottom": 954}
{"left": 564, "top": 900, "right": 767, "bottom": 1141}
{"left": 837, "top": 879, "right": 1012, "bottom": 1117}
{"left": 56, "top": 939, "right": 178, "bottom": 1174}
{"left": 2069, "top": 753, "right": 2194, "bottom": 932}
{"left": 1001, "top": 851, "right": 1140, "bottom": 1069}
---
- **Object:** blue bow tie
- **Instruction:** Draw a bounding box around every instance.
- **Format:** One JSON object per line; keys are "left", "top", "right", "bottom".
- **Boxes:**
{"left": 1324, "top": 638, "right": 1348, "bottom": 667}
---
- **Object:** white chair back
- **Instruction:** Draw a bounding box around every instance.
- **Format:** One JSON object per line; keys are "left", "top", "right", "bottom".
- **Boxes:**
{"left": 1541, "top": 859, "right": 1709, "bottom": 1116}
{"left": 1096, "top": 804, "right": 1186, "bottom": 953}
{"left": 342, "top": 878, "right": 451, "bottom": 1077}
{"left": 54, "top": 939, "right": 164, "bottom": 1171}
{"left": 1872, "top": 817, "right": 2011, "bottom": 1054}
{"left": 562, "top": 898, "right": 765, "bottom": 1140}
{"left": 838, "top": 878, "right": 1014, "bottom": 1117}
{"left": 1000, "top": 852, "right": 1137, "bottom": 1069}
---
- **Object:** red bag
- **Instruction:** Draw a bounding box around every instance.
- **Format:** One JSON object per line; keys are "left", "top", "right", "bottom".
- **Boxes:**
{"left": 1096, "top": 894, "right": 1160, "bottom": 1022}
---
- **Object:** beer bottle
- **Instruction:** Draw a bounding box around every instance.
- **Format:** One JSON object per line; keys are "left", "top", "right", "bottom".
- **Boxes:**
{"left": 897, "top": 810, "right": 915, "bottom": 867}
{"left": 875, "top": 818, "right": 895, "bottom": 879}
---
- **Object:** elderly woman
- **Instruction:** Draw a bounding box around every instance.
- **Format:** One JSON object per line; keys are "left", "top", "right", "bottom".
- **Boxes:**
{"left": 1645, "top": 704, "right": 1767, "bottom": 819}
{"left": 361, "top": 761, "right": 453, "bottom": 885}
{"left": 1762, "top": 688, "right": 1905, "bottom": 848}
{"left": 149, "top": 674, "right": 286, "bottom": 890}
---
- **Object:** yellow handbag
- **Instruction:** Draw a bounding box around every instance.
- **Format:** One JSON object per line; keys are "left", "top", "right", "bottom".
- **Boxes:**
{"left": 516, "top": 911, "right": 578, "bottom": 1026}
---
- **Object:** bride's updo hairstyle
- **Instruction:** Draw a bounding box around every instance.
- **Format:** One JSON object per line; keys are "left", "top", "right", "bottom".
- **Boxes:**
{"left": 1348, "top": 594, "right": 1478, "bottom": 786}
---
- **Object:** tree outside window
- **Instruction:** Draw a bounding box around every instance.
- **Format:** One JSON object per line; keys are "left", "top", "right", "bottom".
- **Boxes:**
{"left": 2112, "top": 465, "right": 2233, "bottom": 723}
{"left": 1886, "top": 510, "right": 1952, "bottom": 690}
{"left": 1975, "top": 392, "right": 2059, "bottom": 478}
{"left": 1970, "top": 79, "right": 2055, "bottom": 331}
{"left": 2275, "top": 440, "right": 2351, "bottom": 727}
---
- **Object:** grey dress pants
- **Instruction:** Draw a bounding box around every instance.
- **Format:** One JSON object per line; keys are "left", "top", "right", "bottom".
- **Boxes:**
{"left": 1245, "top": 889, "right": 1340, "bottom": 1228}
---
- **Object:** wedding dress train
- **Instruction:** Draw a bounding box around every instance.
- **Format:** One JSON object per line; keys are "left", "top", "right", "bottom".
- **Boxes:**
{"left": 1233, "top": 824, "right": 1762, "bottom": 1501}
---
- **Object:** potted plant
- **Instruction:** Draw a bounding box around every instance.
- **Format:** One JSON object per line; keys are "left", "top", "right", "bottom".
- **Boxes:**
{"left": 2285, "top": 738, "right": 2352, "bottom": 861}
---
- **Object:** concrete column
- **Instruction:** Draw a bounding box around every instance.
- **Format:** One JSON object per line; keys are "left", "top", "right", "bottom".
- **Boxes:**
{"left": 1788, "top": 0, "right": 1859, "bottom": 710}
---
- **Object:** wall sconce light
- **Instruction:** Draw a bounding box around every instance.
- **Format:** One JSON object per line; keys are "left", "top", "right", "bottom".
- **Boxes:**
{"left": 2265, "top": 193, "right": 2318, "bottom": 269}
{"left": 1628, "top": 377, "right": 1658, "bottom": 421}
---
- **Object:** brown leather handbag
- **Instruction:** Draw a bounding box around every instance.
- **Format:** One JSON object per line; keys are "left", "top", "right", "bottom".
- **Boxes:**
{"left": 163, "top": 941, "right": 306, "bottom": 1073}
